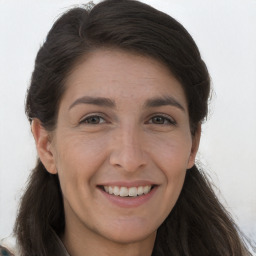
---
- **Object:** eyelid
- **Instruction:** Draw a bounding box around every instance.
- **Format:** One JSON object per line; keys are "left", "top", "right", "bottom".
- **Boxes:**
{"left": 147, "top": 113, "right": 177, "bottom": 125}
{"left": 79, "top": 112, "right": 108, "bottom": 124}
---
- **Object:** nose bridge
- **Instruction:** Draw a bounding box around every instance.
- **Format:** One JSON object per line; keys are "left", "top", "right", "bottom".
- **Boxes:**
{"left": 110, "top": 123, "right": 146, "bottom": 172}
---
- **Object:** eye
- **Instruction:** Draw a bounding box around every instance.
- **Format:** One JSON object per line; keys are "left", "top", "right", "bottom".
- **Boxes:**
{"left": 79, "top": 115, "right": 106, "bottom": 125}
{"left": 148, "top": 115, "right": 176, "bottom": 125}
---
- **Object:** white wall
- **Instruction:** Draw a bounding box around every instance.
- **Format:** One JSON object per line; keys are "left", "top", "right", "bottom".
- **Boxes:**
{"left": 0, "top": 0, "right": 255, "bottom": 244}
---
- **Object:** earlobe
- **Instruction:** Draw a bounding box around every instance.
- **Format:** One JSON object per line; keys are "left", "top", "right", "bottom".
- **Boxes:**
{"left": 187, "top": 124, "right": 201, "bottom": 169}
{"left": 31, "top": 119, "right": 57, "bottom": 174}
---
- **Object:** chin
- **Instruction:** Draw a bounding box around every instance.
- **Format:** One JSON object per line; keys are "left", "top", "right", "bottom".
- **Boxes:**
{"left": 106, "top": 229, "right": 156, "bottom": 245}
{"left": 97, "top": 218, "right": 158, "bottom": 244}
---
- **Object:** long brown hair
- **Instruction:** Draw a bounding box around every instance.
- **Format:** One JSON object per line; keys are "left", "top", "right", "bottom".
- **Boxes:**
{"left": 15, "top": 0, "right": 253, "bottom": 255}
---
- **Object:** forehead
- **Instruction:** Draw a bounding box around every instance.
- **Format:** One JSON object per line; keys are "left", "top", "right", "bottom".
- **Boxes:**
{"left": 61, "top": 49, "right": 187, "bottom": 109}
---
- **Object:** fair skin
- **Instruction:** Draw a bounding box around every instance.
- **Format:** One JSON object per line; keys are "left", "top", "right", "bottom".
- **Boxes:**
{"left": 32, "top": 49, "right": 200, "bottom": 256}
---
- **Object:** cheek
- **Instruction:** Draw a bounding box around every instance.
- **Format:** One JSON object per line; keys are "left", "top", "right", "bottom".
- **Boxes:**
{"left": 145, "top": 134, "right": 192, "bottom": 219}
{"left": 149, "top": 132, "right": 192, "bottom": 171}
{"left": 160, "top": 141, "right": 189, "bottom": 189}
{"left": 53, "top": 134, "right": 109, "bottom": 193}
{"left": 150, "top": 134, "right": 191, "bottom": 193}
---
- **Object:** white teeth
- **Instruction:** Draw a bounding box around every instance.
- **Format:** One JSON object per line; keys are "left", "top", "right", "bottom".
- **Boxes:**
{"left": 143, "top": 185, "right": 151, "bottom": 194}
{"left": 128, "top": 187, "right": 137, "bottom": 197}
{"left": 103, "top": 185, "right": 152, "bottom": 197}
{"left": 138, "top": 186, "right": 144, "bottom": 195}
{"left": 120, "top": 187, "right": 129, "bottom": 197}
{"left": 108, "top": 186, "right": 113, "bottom": 194}
{"left": 113, "top": 186, "right": 119, "bottom": 196}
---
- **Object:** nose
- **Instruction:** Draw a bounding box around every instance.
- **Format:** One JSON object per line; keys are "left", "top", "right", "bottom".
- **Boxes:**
{"left": 109, "top": 125, "right": 146, "bottom": 173}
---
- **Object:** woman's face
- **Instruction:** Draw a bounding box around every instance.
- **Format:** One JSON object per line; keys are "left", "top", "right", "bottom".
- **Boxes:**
{"left": 39, "top": 49, "right": 199, "bottom": 245}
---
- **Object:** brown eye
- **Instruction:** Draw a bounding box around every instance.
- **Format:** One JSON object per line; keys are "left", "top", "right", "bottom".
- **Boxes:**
{"left": 149, "top": 115, "right": 176, "bottom": 125}
{"left": 80, "top": 115, "right": 105, "bottom": 125}
{"left": 152, "top": 116, "right": 165, "bottom": 124}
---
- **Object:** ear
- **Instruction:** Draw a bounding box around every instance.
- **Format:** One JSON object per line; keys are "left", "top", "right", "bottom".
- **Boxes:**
{"left": 187, "top": 124, "right": 201, "bottom": 169}
{"left": 31, "top": 119, "right": 57, "bottom": 174}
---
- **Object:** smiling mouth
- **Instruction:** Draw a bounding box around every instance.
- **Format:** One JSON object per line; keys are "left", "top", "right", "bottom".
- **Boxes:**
{"left": 99, "top": 185, "right": 155, "bottom": 197}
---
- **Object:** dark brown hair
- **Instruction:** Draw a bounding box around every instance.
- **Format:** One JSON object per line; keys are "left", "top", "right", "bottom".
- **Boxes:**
{"left": 15, "top": 0, "right": 253, "bottom": 255}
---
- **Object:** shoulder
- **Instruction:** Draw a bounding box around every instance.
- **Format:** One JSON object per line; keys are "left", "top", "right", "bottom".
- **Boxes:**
{"left": 0, "top": 235, "right": 19, "bottom": 256}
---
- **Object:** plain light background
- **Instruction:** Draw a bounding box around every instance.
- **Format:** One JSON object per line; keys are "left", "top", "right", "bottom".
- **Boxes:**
{"left": 0, "top": 0, "right": 255, "bottom": 244}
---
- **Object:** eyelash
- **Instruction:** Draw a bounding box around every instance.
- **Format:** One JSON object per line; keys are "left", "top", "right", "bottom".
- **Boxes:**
{"left": 147, "top": 114, "right": 176, "bottom": 126}
{"left": 79, "top": 113, "right": 176, "bottom": 126}
{"left": 79, "top": 114, "right": 107, "bottom": 125}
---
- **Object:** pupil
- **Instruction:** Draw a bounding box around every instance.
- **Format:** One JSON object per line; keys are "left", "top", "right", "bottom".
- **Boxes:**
{"left": 90, "top": 117, "right": 99, "bottom": 123}
{"left": 154, "top": 116, "right": 163, "bottom": 124}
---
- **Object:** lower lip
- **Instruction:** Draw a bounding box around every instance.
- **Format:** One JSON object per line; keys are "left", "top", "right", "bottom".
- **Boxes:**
{"left": 98, "top": 186, "right": 158, "bottom": 208}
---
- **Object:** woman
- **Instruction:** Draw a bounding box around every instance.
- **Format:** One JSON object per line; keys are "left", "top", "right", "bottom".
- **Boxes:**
{"left": 0, "top": 0, "right": 253, "bottom": 255}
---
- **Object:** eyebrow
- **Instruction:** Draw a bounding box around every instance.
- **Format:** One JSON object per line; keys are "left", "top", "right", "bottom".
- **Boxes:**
{"left": 69, "top": 96, "right": 116, "bottom": 110}
{"left": 144, "top": 96, "right": 185, "bottom": 111}
{"left": 68, "top": 95, "right": 185, "bottom": 112}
